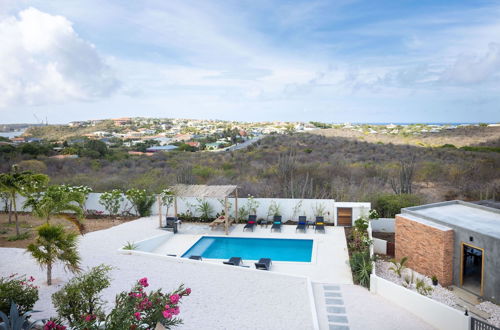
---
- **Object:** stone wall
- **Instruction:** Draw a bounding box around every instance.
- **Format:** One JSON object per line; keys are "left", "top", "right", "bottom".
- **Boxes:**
{"left": 395, "top": 215, "right": 454, "bottom": 286}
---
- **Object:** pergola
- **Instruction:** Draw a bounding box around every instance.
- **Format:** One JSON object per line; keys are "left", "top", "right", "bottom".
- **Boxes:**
{"left": 170, "top": 184, "right": 239, "bottom": 235}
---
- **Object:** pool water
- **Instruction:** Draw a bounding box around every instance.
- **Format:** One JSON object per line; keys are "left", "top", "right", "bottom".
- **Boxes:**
{"left": 182, "top": 236, "right": 313, "bottom": 262}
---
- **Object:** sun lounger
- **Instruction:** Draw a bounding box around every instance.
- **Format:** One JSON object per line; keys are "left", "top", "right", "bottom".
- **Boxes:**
{"left": 296, "top": 216, "right": 307, "bottom": 232}
{"left": 209, "top": 216, "right": 229, "bottom": 230}
{"left": 315, "top": 216, "right": 325, "bottom": 233}
{"left": 243, "top": 215, "right": 257, "bottom": 231}
{"left": 255, "top": 258, "right": 272, "bottom": 270}
{"left": 223, "top": 257, "right": 243, "bottom": 266}
{"left": 271, "top": 215, "right": 282, "bottom": 232}
{"left": 189, "top": 255, "right": 202, "bottom": 260}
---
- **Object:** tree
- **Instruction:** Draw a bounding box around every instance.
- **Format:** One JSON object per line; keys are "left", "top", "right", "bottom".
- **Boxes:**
{"left": 0, "top": 168, "right": 49, "bottom": 236}
{"left": 389, "top": 155, "right": 416, "bottom": 195}
{"left": 27, "top": 223, "right": 81, "bottom": 285}
{"left": 26, "top": 185, "right": 86, "bottom": 234}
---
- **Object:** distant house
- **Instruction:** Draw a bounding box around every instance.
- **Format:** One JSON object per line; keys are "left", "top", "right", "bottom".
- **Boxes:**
{"left": 68, "top": 121, "right": 84, "bottom": 127}
{"left": 146, "top": 145, "right": 178, "bottom": 152}
{"left": 205, "top": 142, "right": 222, "bottom": 151}
{"left": 10, "top": 137, "right": 25, "bottom": 144}
{"left": 396, "top": 201, "right": 500, "bottom": 303}
{"left": 186, "top": 141, "right": 200, "bottom": 148}
{"left": 174, "top": 134, "right": 192, "bottom": 142}
{"left": 25, "top": 137, "right": 42, "bottom": 143}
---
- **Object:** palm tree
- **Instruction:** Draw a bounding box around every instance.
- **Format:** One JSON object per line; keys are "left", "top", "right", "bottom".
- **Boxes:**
{"left": 27, "top": 223, "right": 81, "bottom": 285}
{"left": 0, "top": 168, "right": 48, "bottom": 236}
{"left": 27, "top": 185, "right": 86, "bottom": 234}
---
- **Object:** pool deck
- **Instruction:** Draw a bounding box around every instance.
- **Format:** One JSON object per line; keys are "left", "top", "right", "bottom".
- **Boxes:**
{"left": 145, "top": 222, "right": 353, "bottom": 284}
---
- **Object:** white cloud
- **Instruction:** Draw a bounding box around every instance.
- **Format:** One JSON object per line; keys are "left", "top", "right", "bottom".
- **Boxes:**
{"left": 441, "top": 43, "right": 500, "bottom": 84}
{"left": 0, "top": 7, "right": 118, "bottom": 108}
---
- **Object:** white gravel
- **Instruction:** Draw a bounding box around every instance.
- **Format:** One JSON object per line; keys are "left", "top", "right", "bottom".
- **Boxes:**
{"left": 0, "top": 217, "right": 314, "bottom": 330}
{"left": 376, "top": 260, "right": 500, "bottom": 327}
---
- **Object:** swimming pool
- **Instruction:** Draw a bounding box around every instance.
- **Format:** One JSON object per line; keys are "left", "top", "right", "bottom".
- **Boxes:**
{"left": 181, "top": 236, "right": 313, "bottom": 262}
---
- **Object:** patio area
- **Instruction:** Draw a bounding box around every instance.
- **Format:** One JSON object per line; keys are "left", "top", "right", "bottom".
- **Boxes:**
{"left": 136, "top": 221, "right": 353, "bottom": 284}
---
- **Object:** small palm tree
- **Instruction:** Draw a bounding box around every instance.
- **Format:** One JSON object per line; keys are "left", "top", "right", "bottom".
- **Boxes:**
{"left": 27, "top": 223, "right": 81, "bottom": 285}
{"left": 27, "top": 185, "right": 86, "bottom": 234}
{"left": 0, "top": 168, "right": 48, "bottom": 236}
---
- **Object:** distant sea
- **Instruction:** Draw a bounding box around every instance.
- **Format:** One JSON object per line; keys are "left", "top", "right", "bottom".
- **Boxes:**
{"left": 349, "top": 123, "right": 485, "bottom": 126}
{"left": 0, "top": 129, "right": 26, "bottom": 138}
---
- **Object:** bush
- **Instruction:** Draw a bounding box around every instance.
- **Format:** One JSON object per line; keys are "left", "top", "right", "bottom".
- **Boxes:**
{"left": 105, "top": 278, "right": 191, "bottom": 329}
{"left": 125, "top": 188, "right": 155, "bottom": 217}
{"left": 0, "top": 274, "right": 39, "bottom": 316}
{"left": 99, "top": 189, "right": 124, "bottom": 216}
{"left": 350, "top": 251, "right": 372, "bottom": 287}
{"left": 371, "top": 193, "right": 422, "bottom": 218}
{"left": 52, "top": 264, "right": 112, "bottom": 327}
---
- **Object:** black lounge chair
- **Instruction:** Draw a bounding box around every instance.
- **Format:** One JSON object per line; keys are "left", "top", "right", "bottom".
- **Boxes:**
{"left": 315, "top": 216, "right": 325, "bottom": 233}
{"left": 223, "top": 257, "right": 243, "bottom": 266}
{"left": 243, "top": 215, "right": 257, "bottom": 232}
{"left": 296, "top": 216, "right": 307, "bottom": 232}
{"left": 165, "top": 216, "right": 178, "bottom": 234}
{"left": 271, "top": 216, "right": 282, "bottom": 232}
{"left": 189, "top": 255, "right": 202, "bottom": 260}
{"left": 255, "top": 258, "right": 272, "bottom": 270}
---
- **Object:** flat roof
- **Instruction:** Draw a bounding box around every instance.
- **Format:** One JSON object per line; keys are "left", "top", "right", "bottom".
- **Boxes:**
{"left": 402, "top": 200, "right": 500, "bottom": 239}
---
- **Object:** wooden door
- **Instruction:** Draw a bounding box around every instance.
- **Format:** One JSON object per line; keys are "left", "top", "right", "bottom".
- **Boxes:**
{"left": 337, "top": 208, "right": 352, "bottom": 226}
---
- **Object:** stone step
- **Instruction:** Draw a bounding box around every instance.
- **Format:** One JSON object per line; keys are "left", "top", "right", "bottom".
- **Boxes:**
{"left": 450, "top": 285, "right": 481, "bottom": 305}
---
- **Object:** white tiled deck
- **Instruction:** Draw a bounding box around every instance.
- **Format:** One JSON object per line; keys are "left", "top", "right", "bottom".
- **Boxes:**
{"left": 141, "top": 222, "right": 353, "bottom": 284}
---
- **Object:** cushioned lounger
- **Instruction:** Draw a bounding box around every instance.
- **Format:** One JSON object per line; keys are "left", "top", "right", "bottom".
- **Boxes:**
{"left": 255, "top": 258, "right": 272, "bottom": 270}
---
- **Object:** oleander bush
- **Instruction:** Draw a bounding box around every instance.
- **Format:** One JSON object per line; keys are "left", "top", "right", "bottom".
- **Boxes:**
{"left": 0, "top": 274, "right": 39, "bottom": 316}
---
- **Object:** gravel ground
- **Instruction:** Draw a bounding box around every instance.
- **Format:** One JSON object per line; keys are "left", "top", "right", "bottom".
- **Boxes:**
{"left": 376, "top": 260, "right": 500, "bottom": 327}
{"left": 0, "top": 217, "right": 314, "bottom": 330}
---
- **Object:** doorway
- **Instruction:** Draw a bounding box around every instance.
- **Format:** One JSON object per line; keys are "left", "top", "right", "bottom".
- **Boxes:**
{"left": 461, "top": 243, "right": 483, "bottom": 296}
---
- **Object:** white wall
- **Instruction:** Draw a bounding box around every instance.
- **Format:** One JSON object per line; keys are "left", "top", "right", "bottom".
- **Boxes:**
{"left": 373, "top": 238, "right": 387, "bottom": 255}
{"left": 370, "top": 275, "right": 469, "bottom": 330}
{"left": 370, "top": 218, "right": 395, "bottom": 232}
{"left": 11, "top": 193, "right": 370, "bottom": 225}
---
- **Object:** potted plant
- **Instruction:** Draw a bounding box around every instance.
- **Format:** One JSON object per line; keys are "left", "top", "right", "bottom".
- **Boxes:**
{"left": 431, "top": 275, "right": 438, "bottom": 286}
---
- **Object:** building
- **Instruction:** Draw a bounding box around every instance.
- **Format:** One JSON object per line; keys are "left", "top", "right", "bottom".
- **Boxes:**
{"left": 395, "top": 200, "right": 500, "bottom": 303}
{"left": 112, "top": 117, "right": 132, "bottom": 126}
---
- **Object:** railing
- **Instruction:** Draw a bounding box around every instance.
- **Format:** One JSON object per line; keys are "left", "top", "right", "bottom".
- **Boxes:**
{"left": 471, "top": 317, "right": 500, "bottom": 330}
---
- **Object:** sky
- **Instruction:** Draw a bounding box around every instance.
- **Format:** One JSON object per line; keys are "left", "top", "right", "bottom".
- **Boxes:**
{"left": 0, "top": 0, "right": 499, "bottom": 124}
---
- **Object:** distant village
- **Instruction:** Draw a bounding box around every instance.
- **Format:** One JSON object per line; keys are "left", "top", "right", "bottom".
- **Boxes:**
{"left": 1, "top": 118, "right": 497, "bottom": 159}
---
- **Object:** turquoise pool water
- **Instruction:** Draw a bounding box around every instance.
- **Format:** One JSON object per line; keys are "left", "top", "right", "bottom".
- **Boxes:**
{"left": 181, "top": 236, "right": 313, "bottom": 262}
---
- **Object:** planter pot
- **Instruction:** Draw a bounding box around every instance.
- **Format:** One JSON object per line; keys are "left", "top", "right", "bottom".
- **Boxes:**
{"left": 432, "top": 279, "right": 438, "bottom": 286}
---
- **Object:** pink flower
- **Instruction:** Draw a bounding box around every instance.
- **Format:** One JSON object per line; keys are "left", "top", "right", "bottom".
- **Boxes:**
{"left": 169, "top": 294, "right": 180, "bottom": 304}
{"left": 134, "top": 312, "right": 141, "bottom": 320}
{"left": 183, "top": 288, "right": 191, "bottom": 295}
{"left": 172, "top": 307, "right": 180, "bottom": 315}
{"left": 162, "top": 310, "right": 172, "bottom": 319}
{"left": 138, "top": 277, "right": 149, "bottom": 287}
{"left": 85, "top": 315, "right": 92, "bottom": 322}
{"left": 29, "top": 276, "right": 35, "bottom": 282}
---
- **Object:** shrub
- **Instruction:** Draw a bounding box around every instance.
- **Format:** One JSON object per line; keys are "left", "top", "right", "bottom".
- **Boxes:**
{"left": 0, "top": 274, "right": 39, "bottom": 316}
{"left": 105, "top": 278, "right": 191, "bottom": 329}
{"left": 350, "top": 251, "right": 372, "bottom": 287}
{"left": 99, "top": 189, "right": 124, "bottom": 216}
{"left": 389, "top": 256, "right": 408, "bottom": 278}
{"left": 195, "top": 198, "right": 214, "bottom": 221}
{"left": 6, "top": 232, "right": 31, "bottom": 241}
{"left": 415, "top": 278, "right": 433, "bottom": 296}
{"left": 371, "top": 193, "right": 422, "bottom": 218}
{"left": 52, "top": 265, "right": 112, "bottom": 327}
{"left": 267, "top": 201, "right": 281, "bottom": 218}
{"left": 125, "top": 188, "right": 155, "bottom": 217}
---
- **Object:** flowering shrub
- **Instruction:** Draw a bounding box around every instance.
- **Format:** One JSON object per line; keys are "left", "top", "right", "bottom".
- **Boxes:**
{"left": 52, "top": 265, "right": 112, "bottom": 328}
{"left": 0, "top": 274, "right": 39, "bottom": 316}
{"left": 125, "top": 189, "right": 155, "bottom": 217}
{"left": 99, "top": 190, "right": 124, "bottom": 216}
{"left": 105, "top": 278, "right": 191, "bottom": 329}
{"left": 43, "top": 319, "right": 67, "bottom": 330}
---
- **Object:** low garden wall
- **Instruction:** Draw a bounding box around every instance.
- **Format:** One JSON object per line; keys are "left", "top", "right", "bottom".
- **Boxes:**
{"left": 370, "top": 218, "right": 395, "bottom": 232}
{"left": 369, "top": 275, "right": 469, "bottom": 330}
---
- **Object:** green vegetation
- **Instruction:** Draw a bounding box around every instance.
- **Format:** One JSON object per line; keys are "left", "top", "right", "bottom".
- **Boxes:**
{"left": 372, "top": 194, "right": 423, "bottom": 218}
{"left": 52, "top": 264, "right": 113, "bottom": 327}
{"left": 125, "top": 188, "right": 155, "bottom": 217}
{"left": 0, "top": 275, "right": 39, "bottom": 316}
{"left": 27, "top": 223, "right": 81, "bottom": 285}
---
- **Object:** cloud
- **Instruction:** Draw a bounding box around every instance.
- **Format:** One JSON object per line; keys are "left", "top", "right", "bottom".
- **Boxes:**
{"left": 0, "top": 7, "right": 119, "bottom": 108}
{"left": 441, "top": 43, "right": 500, "bottom": 84}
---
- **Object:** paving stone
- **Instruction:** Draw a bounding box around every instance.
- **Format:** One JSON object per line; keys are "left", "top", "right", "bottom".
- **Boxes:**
{"left": 329, "top": 325, "right": 349, "bottom": 330}
{"left": 328, "top": 315, "right": 349, "bottom": 324}
{"left": 327, "top": 306, "right": 346, "bottom": 314}
{"left": 325, "top": 292, "right": 342, "bottom": 297}
{"left": 325, "top": 298, "right": 343, "bottom": 305}
{"left": 324, "top": 285, "right": 340, "bottom": 291}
